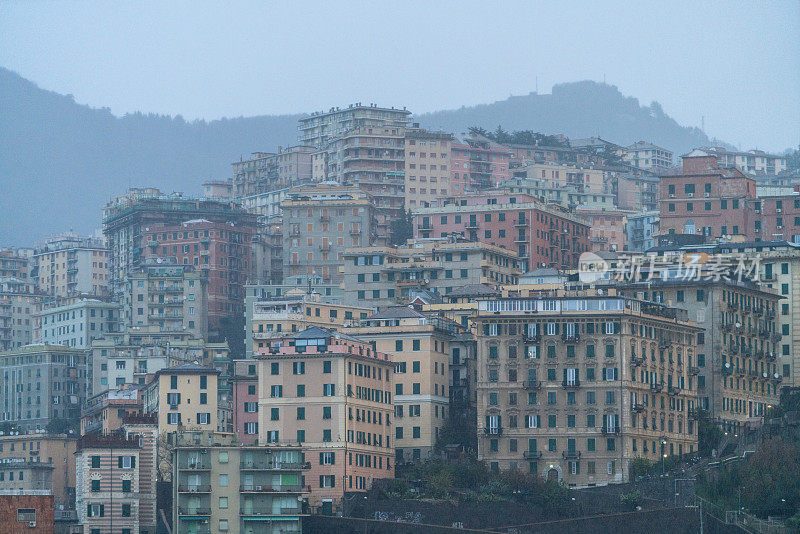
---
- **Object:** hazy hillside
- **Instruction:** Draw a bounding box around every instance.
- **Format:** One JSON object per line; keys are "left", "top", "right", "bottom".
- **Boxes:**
{"left": 1, "top": 69, "right": 716, "bottom": 245}
{"left": 418, "top": 81, "right": 711, "bottom": 152}
{"left": 0, "top": 67, "right": 301, "bottom": 244}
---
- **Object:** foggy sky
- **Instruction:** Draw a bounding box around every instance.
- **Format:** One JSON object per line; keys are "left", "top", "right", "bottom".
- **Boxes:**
{"left": 1, "top": 0, "right": 798, "bottom": 151}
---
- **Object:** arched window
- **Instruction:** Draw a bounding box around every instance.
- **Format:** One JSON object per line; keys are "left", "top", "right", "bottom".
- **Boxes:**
{"left": 684, "top": 219, "right": 696, "bottom": 234}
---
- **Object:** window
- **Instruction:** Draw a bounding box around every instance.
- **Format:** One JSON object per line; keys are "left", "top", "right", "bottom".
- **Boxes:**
{"left": 91, "top": 479, "right": 100, "bottom": 492}
{"left": 197, "top": 413, "right": 210, "bottom": 425}
{"left": 323, "top": 360, "right": 332, "bottom": 373}
{"left": 323, "top": 383, "right": 335, "bottom": 396}
{"left": 91, "top": 456, "right": 100, "bottom": 468}
{"left": 219, "top": 497, "right": 228, "bottom": 509}
{"left": 244, "top": 422, "right": 258, "bottom": 434}
{"left": 323, "top": 406, "right": 332, "bottom": 419}
{"left": 122, "top": 479, "right": 131, "bottom": 492}
{"left": 118, "top": 456, "right": 135, "bottom": 469}
{"left": 271, "top": 408, "right": 280, "bottom": 421}
{"left": 122, "top": 504, "right": 131, "bottom": 517}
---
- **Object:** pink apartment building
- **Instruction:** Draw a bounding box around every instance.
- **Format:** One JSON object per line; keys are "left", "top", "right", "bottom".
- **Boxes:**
{"left": 413, "top": 192, "right": 591, "bottom": 271}
{"left": 451, "top": 139, "right": 511, "bottom": 194}
{"left": 232, "top": 359, "right": 260, "bottom": 444}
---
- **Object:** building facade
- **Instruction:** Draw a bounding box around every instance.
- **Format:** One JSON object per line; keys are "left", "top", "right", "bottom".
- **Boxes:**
{"left": 256, "top": 327, "right": 394, "bottom": 512}
{"left": 413, "top": 193, "right": 591, "bottom": 272}
{"left": 404, "top": 129, "right": 453, "bottom": 209}
{"left": 231, "top": 146, "right": 314, "bottom": 199}
{"left": 35, "top": 298, "right": 121, "bottom": 349}
{"left": 172, "top": 430, "right": 306, "bottom": 534}
{"left": 624, "top": 141, "right": 673, "bottom": 171}
{"left": 34, "top": 234, "right": 109, "bottom": 298}
{"left": 474, "top": 294, "right": 701, "bottom": 486}
{"left": 122, "top": 258, "right": 208, "bottom": 339}
{"left": 0, "top": 345, "right": 86, "bottom": 433}
{"left": 345, "top": 308, "right": 463, "bottom": 462}
{"left": 0, "top": 433, "right": 77, "bottom": 509}
{"left": 341, "top": 238, "right": 522, "bottom": 309}
{"left": 102, "top": 188, "right": 259, "bottom": 333}
{"left": 281, "top": 184, "right": 380, "bottom": 283}
{"left": 450, "top": 138, "right": 511, "bottom": 193}
{"left": 75, "top": 432, "right": 141, "bottom": 534}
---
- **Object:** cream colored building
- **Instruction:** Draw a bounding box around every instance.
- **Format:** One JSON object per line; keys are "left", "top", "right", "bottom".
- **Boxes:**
{"left": 143, "top": 364, "right": 221, "bottom": 438}
{"left": 474, "top": 293, "right": 701, "bottom": 487}
{"left": 404, "top": 129, "right": 453, "bottom": 209}
{"left": 256, "top": 327, "right": 394, "bottom": 513}
{"left": 513, "top": 162, "right": 608, "bottom": 195}
{"left": 344, "top": 307, "right": 462, "bottom": 463}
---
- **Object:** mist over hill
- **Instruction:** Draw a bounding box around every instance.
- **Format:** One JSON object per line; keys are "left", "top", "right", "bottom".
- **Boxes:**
{"left": 417, "top": 81, "right": 712, "bottom": 152}
{"left": 1, "top": 69, "right": 715, "bottom": 245}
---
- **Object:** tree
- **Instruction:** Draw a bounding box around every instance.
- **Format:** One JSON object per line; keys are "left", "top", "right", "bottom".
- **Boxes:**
{"left": 46, "top": 418, "right": 77, "bottom": 435}
{"left": 468, "top": 126, "right": 488, "bottom": 138}
{"left": 219, "top": 315, "right": 244, "bottom": 359}
{"left": 697, "top": 410, "right": 722, "bottom": 456}
{"left": 389, "top": 210, "right": 413, "bottom": 246}
{"left": 740, "top": 437, "right": 800, "bottom": 517}
{"left": 787, "top": 146, "right": 800, "bottom": 173}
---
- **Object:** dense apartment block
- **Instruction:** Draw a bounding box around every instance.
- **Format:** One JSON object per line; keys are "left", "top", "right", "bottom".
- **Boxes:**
{"left": 75, "top": 432, "right": 141, "bottom": 534}
{"left": 345, "top": 307, "right": 464, "bottom": 462}
{"left": 173, "top": 430, "right": 306, "bottom": 534}
{"left": 625, "top": 211, "right": 659, "bottom": 252}
{"left": 616, "top": 173, "right": 659, "bottom": 212}
{"left": 0, "top": 278, "right": 37, "bottom": 351}
{"left": 102, "top": 188, "right": 259, "bottom": 333}
{"left": 35, "top": 298, "right": 120, "bottom": 348}
{"left": 0, "top": 345, "right": 86, "bottom": 432}
{"left": 505, "top": 177, "right": 616, "bottom": 210}
{"left": 607, "top": 262, "right": 782, "bottom": 434}
{"left": 700, "top": 147, "right": 788, "bottom": 176}
{"left": 413, "top": 193, "right": 591, "bottom": 271}
{"left": 231, "top": 146, "right": 314, "bottom": 198}
{"left": 510, "top": 162, "right": 608, "bottom": 195}
{"left": 404, "top": 128, "right": 453, "bottom": 209}
{"left": 341, "top": 237, "right": 522, "bottom": 309}
{"left": 282, "top": 183, "right": 381, "bottom": 283}
{"left": 0, "top": 249, "right": 31, "bottom": 280}
{"left": 658, "top": 152, "right": 756, "bottom": 239}
{"left": 33, "top": 234, "right": 109, "bottom": 298}
{"left": 246, "top": 292, "right": 372, "bottom": 358}
{"left": 81, "top": 386, "right": 143, "bottom": 435}
{"left": 123, "top": 258, "right": 208, "bottom": 339}
{"left": 298, "top": 104, "right": 411, "bottom": 148}
{"left": 142, "top": 364, "right": 221, "bottom": 437}
{"left": 474, "top": 294, "right": 701, "bottom": 486}
{"left": 0, "top": 433, "right": 77, "bottom": 509}
{"left": 623, "top": 141, "right": 674, "bottom": 171}
{"left": 87, "top": 327, "right": 229, "bottom": 394}
{"left": 450, "top": 137, "right": 511, "bottom": 193}
{"left": 575, "top": 207, "right": 633, "bottom": 252}
{"left": 121, "top": 413, "right": 159, "bottom": 534}
{"left": 256, "top": 327, "right": 394, "bottom": 512}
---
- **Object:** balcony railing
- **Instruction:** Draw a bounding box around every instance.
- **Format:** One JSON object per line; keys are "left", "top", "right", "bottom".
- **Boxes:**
{"left": 523, "top": 450, "right": 542, "bottom": 459}
{"left": 631, "top": 403, "right": 645, "bottom": 413}
{"left": 561, "top": 379, "right": 580, "bottom": 389}
{"left": 239, "top": 484, "right": 304, "bottom": 493}
{"left": 183, "top": 461, "right": 211, "bottom": 470}
{"left": 667, "top": 386, "right": 680, "bottom": 396}
{"left": 601, "top": 426, "right": 620, "bottom": 436}
{"left": 239, "top": 461, "right": 304, "bottom": 470}
{"left": 523, "top": 380, "right": 542, "bottom": 390}
{"left": 689, "top": 366, "right": 700, "bottom": 375}
{"left": 631, "top": 357, "right": 644, "bottom": 367}
{"left": 178, "top": 507, "right": 211, "bottom": 516}
{"left": 483, "top": 427, "right": 503, "bottom": 436}
{"left": 650, "top": 383, "right": 663, "bottom": 393}
{"left": 562, "top": 333, "right": 580, "bottom": 342}
{"left": 178, "top": 485, "right": 211, "bottom": 493}
{"left": 562, "top": 450, "right": 581, "bottom": 460}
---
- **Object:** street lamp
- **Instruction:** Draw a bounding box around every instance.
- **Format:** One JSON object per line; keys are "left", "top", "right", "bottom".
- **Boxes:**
{"left": 660, "top": 437, "right": 668, "bottom": 474}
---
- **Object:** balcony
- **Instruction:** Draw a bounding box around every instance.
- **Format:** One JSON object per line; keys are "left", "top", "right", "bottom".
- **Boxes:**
{"left": 631, "top": 403, "right": 645, "bottom": 413}
{"left": 319, "top": 244, "right": 331, "bottom": 252}
{"left": 178, "top": 507, "right": 211, "bottom": 516}
{"left": 178, "top": 485, "right": 211, "bottom": 493}
{"left": 562, "top": 450, "right": 581, "bottom": 460}
{"left": 483, "top": 427, "right": 503, "bottom": 436}
{"left": 667, "top": 386, "right": 680, "bottom": 396}
{"left": 771, "top": 333, "right": 782, "bottom": 342}
{"left": 319, "top": 215, "right": 330, "bottom": 222}
{"left": 562, "top": 333, "right": 580, "bottom": 342}
{"left": 688, "top": 408, "right": 700, "bottom": 420}
{"left": 722, "top": 364, "right": 733, "bottom": 376}
{"left": 600, "top": 426, "right": 620, "bottom": 436}
{"left": 465, "top": 222, "right": 478, "bottom": 229}
{"left": 766, "top": 352, "right": 777, "bottom": 361}
{"left": 523, "top": 450, "right": 543, "bottom": 459}
{"left": 771, "top": 374, "right": 783, "bottom": 384}
{"left": 239, "top": 484, "right": 304, "bottom": 493}
{"left": 631, "top": 357, "right": 644, "bottom": 367}
{"left": 523, "top": 333, "right": 542, "bottom": 343}
{"left": 523, "top": 380, "right": 542, "bottom": 390}
{"left": 650, "top": 383, "right": 663, "bottom": 393}
{"left": 241, "top": 507, "right": 302, "bottom": 518}
{"left": 561, "top": 379, "right": 580, "bottom": 389}
{"left": 239, "top": 461, "right": 304, "bottom": 470}
{"left": 183, "top": 460, "right": 211, "bottom": 471}
{"left": 689, "top": 366, "right": 700, "bottom": 375}
{"left": 514, "top": 219, "right": 527, "bottom": 227}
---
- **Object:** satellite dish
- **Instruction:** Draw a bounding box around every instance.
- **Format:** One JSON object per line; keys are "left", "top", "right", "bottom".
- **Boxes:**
{"left": 597, "top": 288, "right": 604, "bottom": 295}
{"left": 725, "top": 362, "right": 730, "bottom": 368}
